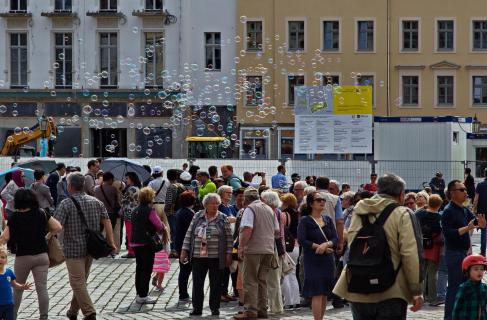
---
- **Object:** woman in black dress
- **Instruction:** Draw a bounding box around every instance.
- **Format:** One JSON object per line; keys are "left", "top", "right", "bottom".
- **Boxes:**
{"left": 297, "top": 192, "right": 338, "bottom": 320}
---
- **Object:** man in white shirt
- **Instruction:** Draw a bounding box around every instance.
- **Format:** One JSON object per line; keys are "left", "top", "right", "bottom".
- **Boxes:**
{"left": 148, "top": 166, "right": 169, "bottom": 218}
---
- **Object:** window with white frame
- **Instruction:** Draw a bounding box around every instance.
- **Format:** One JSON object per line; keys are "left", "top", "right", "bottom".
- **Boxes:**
{"left": 402, "top": 20, "right": 419, "bottom": 51}
{"left": 288, "top": 21, "right": 305, "bottom": 51}
{"left": 437, "top": 20, "right": 454, "bottom": 51}
{"left": 245, "top": 76, "right": 263, "bottom": 106}
{"left": 288, "top": 75, "right": 305, "bottom": 106}
{"left": 246, "top": 21, "right": 263, "bottom": 51}
{"left": 205, "top": 32, "right": 221, "bottom": 71}
{"left": 145, "top": 0, "right": 163, "bottom": 10}
{"left": 100, "top": 0, "right": 117, "bottom": 11}
{"left": 357, "top": 20, "right": 374, "bottom": 51}
{"left": 10, "top": 33, "right": 28, "bottom": 88}
{"left": 473, "top": 76, "right": 487, "bottom": 105}
{"left": 358, "top": 75, "right": 374, "bottom": 105}
{"left": 473, "top": 21, "right": 487, "bottom": 50}
{"left": 55, "top": 0, "right": 71, "bottom": 11}
{"left": 100, "top": 33, "right": 118, "bottom": 88}
{"left": 437, "top": 75, "right": 454, "bottom": 106}
{"left": 402, "top": 75, "right": 419, "bottom": 106}
{"left": 145, "top": 32, "right": 164, "bottom": 88}
{"left": 241, "top": 130, "right": 268, "bottom": 159}
{"left": 10, "top": 0, "right": 27, "bottom": 12}
{"left": 323, "top": 21, "right": 339, "bottom": 51}
{"left": 55, "top": 33, "right": 72, "bottom": 89}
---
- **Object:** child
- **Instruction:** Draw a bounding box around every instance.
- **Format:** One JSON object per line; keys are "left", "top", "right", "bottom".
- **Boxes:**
{"left": 0, "top": 246, "right": 32, "bottom": 320}
{"left": 452, "top": 255, "right": 487, "bottom": 319}
{"left": 152, "top": 222, "right": 171, "bottom": 291}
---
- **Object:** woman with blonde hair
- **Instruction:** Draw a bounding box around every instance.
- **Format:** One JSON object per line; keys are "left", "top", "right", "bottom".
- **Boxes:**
{"left": 130, "top": 187, "right": 164, "bottom": 304}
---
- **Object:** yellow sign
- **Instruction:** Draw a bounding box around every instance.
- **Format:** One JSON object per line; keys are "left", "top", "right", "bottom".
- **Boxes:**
{"left": 333, "top": 86, "right": 372, "bottom": 115}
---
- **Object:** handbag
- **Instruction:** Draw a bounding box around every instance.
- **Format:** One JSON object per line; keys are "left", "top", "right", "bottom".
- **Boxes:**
{"left": 47, "top": 236, "right": 65, "bottom": 268}
{"left": 43, "top": 209, "right": 65, "bottom": 268}
{"left": 70, "top": 196, "right": 112, "bottom": 259}
{"left": 148, "top": 232, "right": 164, "bottom": 252}
{"left": 281, "top": 252, "right": 296, "bottom": 275}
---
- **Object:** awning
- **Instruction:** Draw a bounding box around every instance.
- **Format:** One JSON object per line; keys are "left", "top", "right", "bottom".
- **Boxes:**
{"left": 186, "top": 137, "right": 226, "bottom": 142}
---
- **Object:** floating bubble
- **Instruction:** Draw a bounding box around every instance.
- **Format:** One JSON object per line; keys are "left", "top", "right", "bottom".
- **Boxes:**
{"left": 82, "top": 105, "right": 92, "bottom": 114}
{"left": 147, "top": 140, "right": 154, "bottom": 148}
{"left": 132, "top": 26, "right": 139, "bottom": 34}
{"left": 0, "top": 105, "right": 7, "bottom": 113}
{"left": 12, "top": 110, "right": 18, "bottom": 117}
{"left": 72, "top": 147, "right": 78, "bottom": 153}
{"left": 128, "top": 143, "right": 136, "bottom": 152}
{"left": 14, "top": 127, "right": 22, "bottom": 135}
{"left": 22, "top": 127, "right": 30, "bottom": 134}
{"left": 143, "top": 127, "right": 151, "bottom": 135}
{"left": 239, "top": 16, "right": 247, "bottom": 23}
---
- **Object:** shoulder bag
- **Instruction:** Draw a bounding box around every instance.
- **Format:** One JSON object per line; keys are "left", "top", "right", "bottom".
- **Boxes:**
{"left": 70, "top": 196, "right": 112, "bottom": 259}
{"left": 43, "top": 209, "right": 65, "bottom": 268}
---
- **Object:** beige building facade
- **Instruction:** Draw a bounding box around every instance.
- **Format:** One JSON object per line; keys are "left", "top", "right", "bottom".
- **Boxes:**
{"left": 236, "top": 0, "right": 487, "bottom": 159}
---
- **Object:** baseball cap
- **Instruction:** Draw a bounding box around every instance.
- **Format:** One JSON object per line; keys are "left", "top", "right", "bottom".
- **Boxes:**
{"left": 152, "top": 166, "right": 162, "bottom": 175}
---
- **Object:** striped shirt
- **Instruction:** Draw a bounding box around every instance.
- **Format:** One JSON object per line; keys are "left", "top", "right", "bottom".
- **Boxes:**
{"left": 182, "top": 212, "right": 233, "bottom": 259}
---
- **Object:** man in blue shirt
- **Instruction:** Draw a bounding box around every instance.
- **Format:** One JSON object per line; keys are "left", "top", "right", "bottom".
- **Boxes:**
{"left": 442, "top": 179, "right": 486, "bottom": 320}
{"left": 271, "top": 165, "right": 288, "bottom": 192}
{"left": 474, "top": 168, "right": 487, "bottom": 256}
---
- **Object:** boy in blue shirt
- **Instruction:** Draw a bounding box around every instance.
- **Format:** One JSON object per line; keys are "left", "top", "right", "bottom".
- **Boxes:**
{"left": 0, "top": 246, "right": 32, "bottom": 320}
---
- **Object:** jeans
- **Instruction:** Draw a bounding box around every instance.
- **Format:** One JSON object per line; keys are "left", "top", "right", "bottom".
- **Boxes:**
{"left": 351, "top": 298, "right": 407, "bottom": 320}
{"left": 437, "top": 254, "right": 448, "bottom": 300}
{"left": 444, "top": 249, "right": 467, "bottom": 320}
{"left": 0, "top": 304, "right": 13, "bottom": 320}
{"left": 191, "top": 258, "right": 222, "bottom": 312}
{"left": 178, "top": 260, "right": 192, "bottom": 300}
{"left": 134, "top": 245, "right": 155, "bottom": 298}
{"left": 168, "top": 215, "right": 177, "bottom": 251}
{"left": 481, "top": 227, "right": 486, "bottom": 256}
{"left": 13, "top": 253, "right": 49, "bottom": 320}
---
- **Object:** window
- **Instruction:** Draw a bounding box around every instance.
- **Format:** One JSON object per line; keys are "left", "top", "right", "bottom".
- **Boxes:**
{"left": 402, "top": 20, "right": 419, "bottom": 51}
{"left": 358, "top": 75, "right": 374, "bottom": 105}
{"left": 473, "top": 21, "right": 487, "bottom": 50}
{"left": 437, "top": 75, "right": 454, "bottom": 106}
{"left": 357, "top": 21, "right": 374, "bottom": 51}
{"left": 145, "top": 32, "right": 164, "bottom": 88}
{"left": 10, "top": 33, "right": 28, "bottom": 88}
{"left": 437, "top": 20, "right": 454, "bottom": 51}
{"left": 476, "top": 148, "right": 487, "bottom": 177}
{"left": 205, "top": 32, "right": 221, "bottom": 71}
{"left": 246, "top": 21, "right": 263, "bottom": 51}
{"left": 245, "top": 76, "right": 263, "bottom": 106}
{"left": 473, "top": 76, "right": 487, "bottom": 105}
{"left": 99, "top": 33, "right": 118, "bottom": 88}
{"left": 55, "top": 33, "right": 72, "bottom": 89}
{"left": 145, "top": 0, "right": 162, "bottom": 10}
{"left": 10, "top": 0, "right": 27, "bottom": 12}
{"left": 288, "top": 21, "right": 305, "bottom": 51}
{"left": 452, "top": 131, "right": 459, "bottom": 144}
{"left": 402, "top": 76, "right": 419, "bottom": 106}
{"left": 100, "top": 0, "right": 116, "bottom": 11}
{"left": 279, "top": 130, "right": 308, "bottom": 160}
{"left": 241, "top": 130, "right": 268, "bottom": 159}
{"left": 55, "top": 0, "right": 71, "bottom": 11}
{"left": 322, "top": 75, "right": 340, "bottom": 86}
{"left": 323, "top": 21, "right": 339, "bottom": 51}
{"left": 288, "top": 75, "right": 305, "bottom": 106}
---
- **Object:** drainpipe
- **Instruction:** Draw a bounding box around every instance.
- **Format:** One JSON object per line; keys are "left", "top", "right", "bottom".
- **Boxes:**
{"left": 386, "top": 0, "right": 391, "bottom": 117}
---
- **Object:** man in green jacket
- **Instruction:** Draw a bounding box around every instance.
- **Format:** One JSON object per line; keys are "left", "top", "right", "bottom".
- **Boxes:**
{"left": 333, "top": 173, "right": 424, "bottom": 319}
{"left": 197, "top": 171, "right": 216, "bottom": 200}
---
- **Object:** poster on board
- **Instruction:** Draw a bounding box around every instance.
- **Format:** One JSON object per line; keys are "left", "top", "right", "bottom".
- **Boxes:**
{"left": 294, "top": 85, "right": 373, "bottom": 154}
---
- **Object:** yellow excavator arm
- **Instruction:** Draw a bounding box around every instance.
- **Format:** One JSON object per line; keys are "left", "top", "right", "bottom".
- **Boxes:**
{"left": 0, "top": 117, "right": 58, "bottom": 156}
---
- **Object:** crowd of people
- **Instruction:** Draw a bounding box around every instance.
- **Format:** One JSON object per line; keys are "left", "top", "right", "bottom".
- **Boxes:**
{"left": 0, "top": 160, "right": 486, "bottom": 319}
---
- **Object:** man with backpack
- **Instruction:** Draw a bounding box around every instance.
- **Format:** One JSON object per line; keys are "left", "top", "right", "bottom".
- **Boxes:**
{"left": 221, "top": 165, "right": 244, "bottom": 191}
{"left": 333, "top": 173, "right": 424, "bottom": 319}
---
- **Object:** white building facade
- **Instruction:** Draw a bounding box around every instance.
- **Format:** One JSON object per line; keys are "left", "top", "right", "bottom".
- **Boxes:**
{"left": 0, "top": 0, "right": 236, "bottom": 159}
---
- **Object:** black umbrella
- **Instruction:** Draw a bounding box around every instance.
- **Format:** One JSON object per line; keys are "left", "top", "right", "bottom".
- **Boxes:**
{"left": 16, "top": 159, "right": 57, "bottom": 173}
{"left": 100, "top": 158, "right": 151, "bottom": 182}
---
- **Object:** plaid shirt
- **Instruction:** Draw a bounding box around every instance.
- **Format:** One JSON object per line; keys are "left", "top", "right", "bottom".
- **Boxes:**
{"left": 54, "top": 192, "right": 109, "bottom": 259}
{"left": 452, "top": 280, "right": 487, "bottom": 320}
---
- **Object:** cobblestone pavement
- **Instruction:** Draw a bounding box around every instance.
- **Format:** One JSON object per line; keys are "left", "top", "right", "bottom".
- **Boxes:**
{"left": 14, "top": 231, "right": 484, "bottom": 320}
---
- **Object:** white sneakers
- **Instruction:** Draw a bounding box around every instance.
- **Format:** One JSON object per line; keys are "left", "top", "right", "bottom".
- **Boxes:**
{"left": 136, "top": 295, "right": 157, "bottom": 304}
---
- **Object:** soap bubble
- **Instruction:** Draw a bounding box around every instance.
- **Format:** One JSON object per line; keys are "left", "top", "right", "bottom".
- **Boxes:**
{"left": 14, "top": 127, "right": 22, "bottom": 135}
{"left": 0, "top": 105, "right": 7, "bottom": 113}
{"left": 72, "top": 147, "right": 78, "bottom": 153}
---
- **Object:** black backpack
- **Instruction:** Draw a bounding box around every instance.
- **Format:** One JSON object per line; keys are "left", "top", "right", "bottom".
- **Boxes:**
{"left": 347, "top": 203, "right": 401, "bottom": 294}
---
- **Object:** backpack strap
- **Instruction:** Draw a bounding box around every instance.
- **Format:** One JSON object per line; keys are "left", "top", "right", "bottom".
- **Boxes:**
{"left": 374, "top": 203, "right": 400, "bottom": 226}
